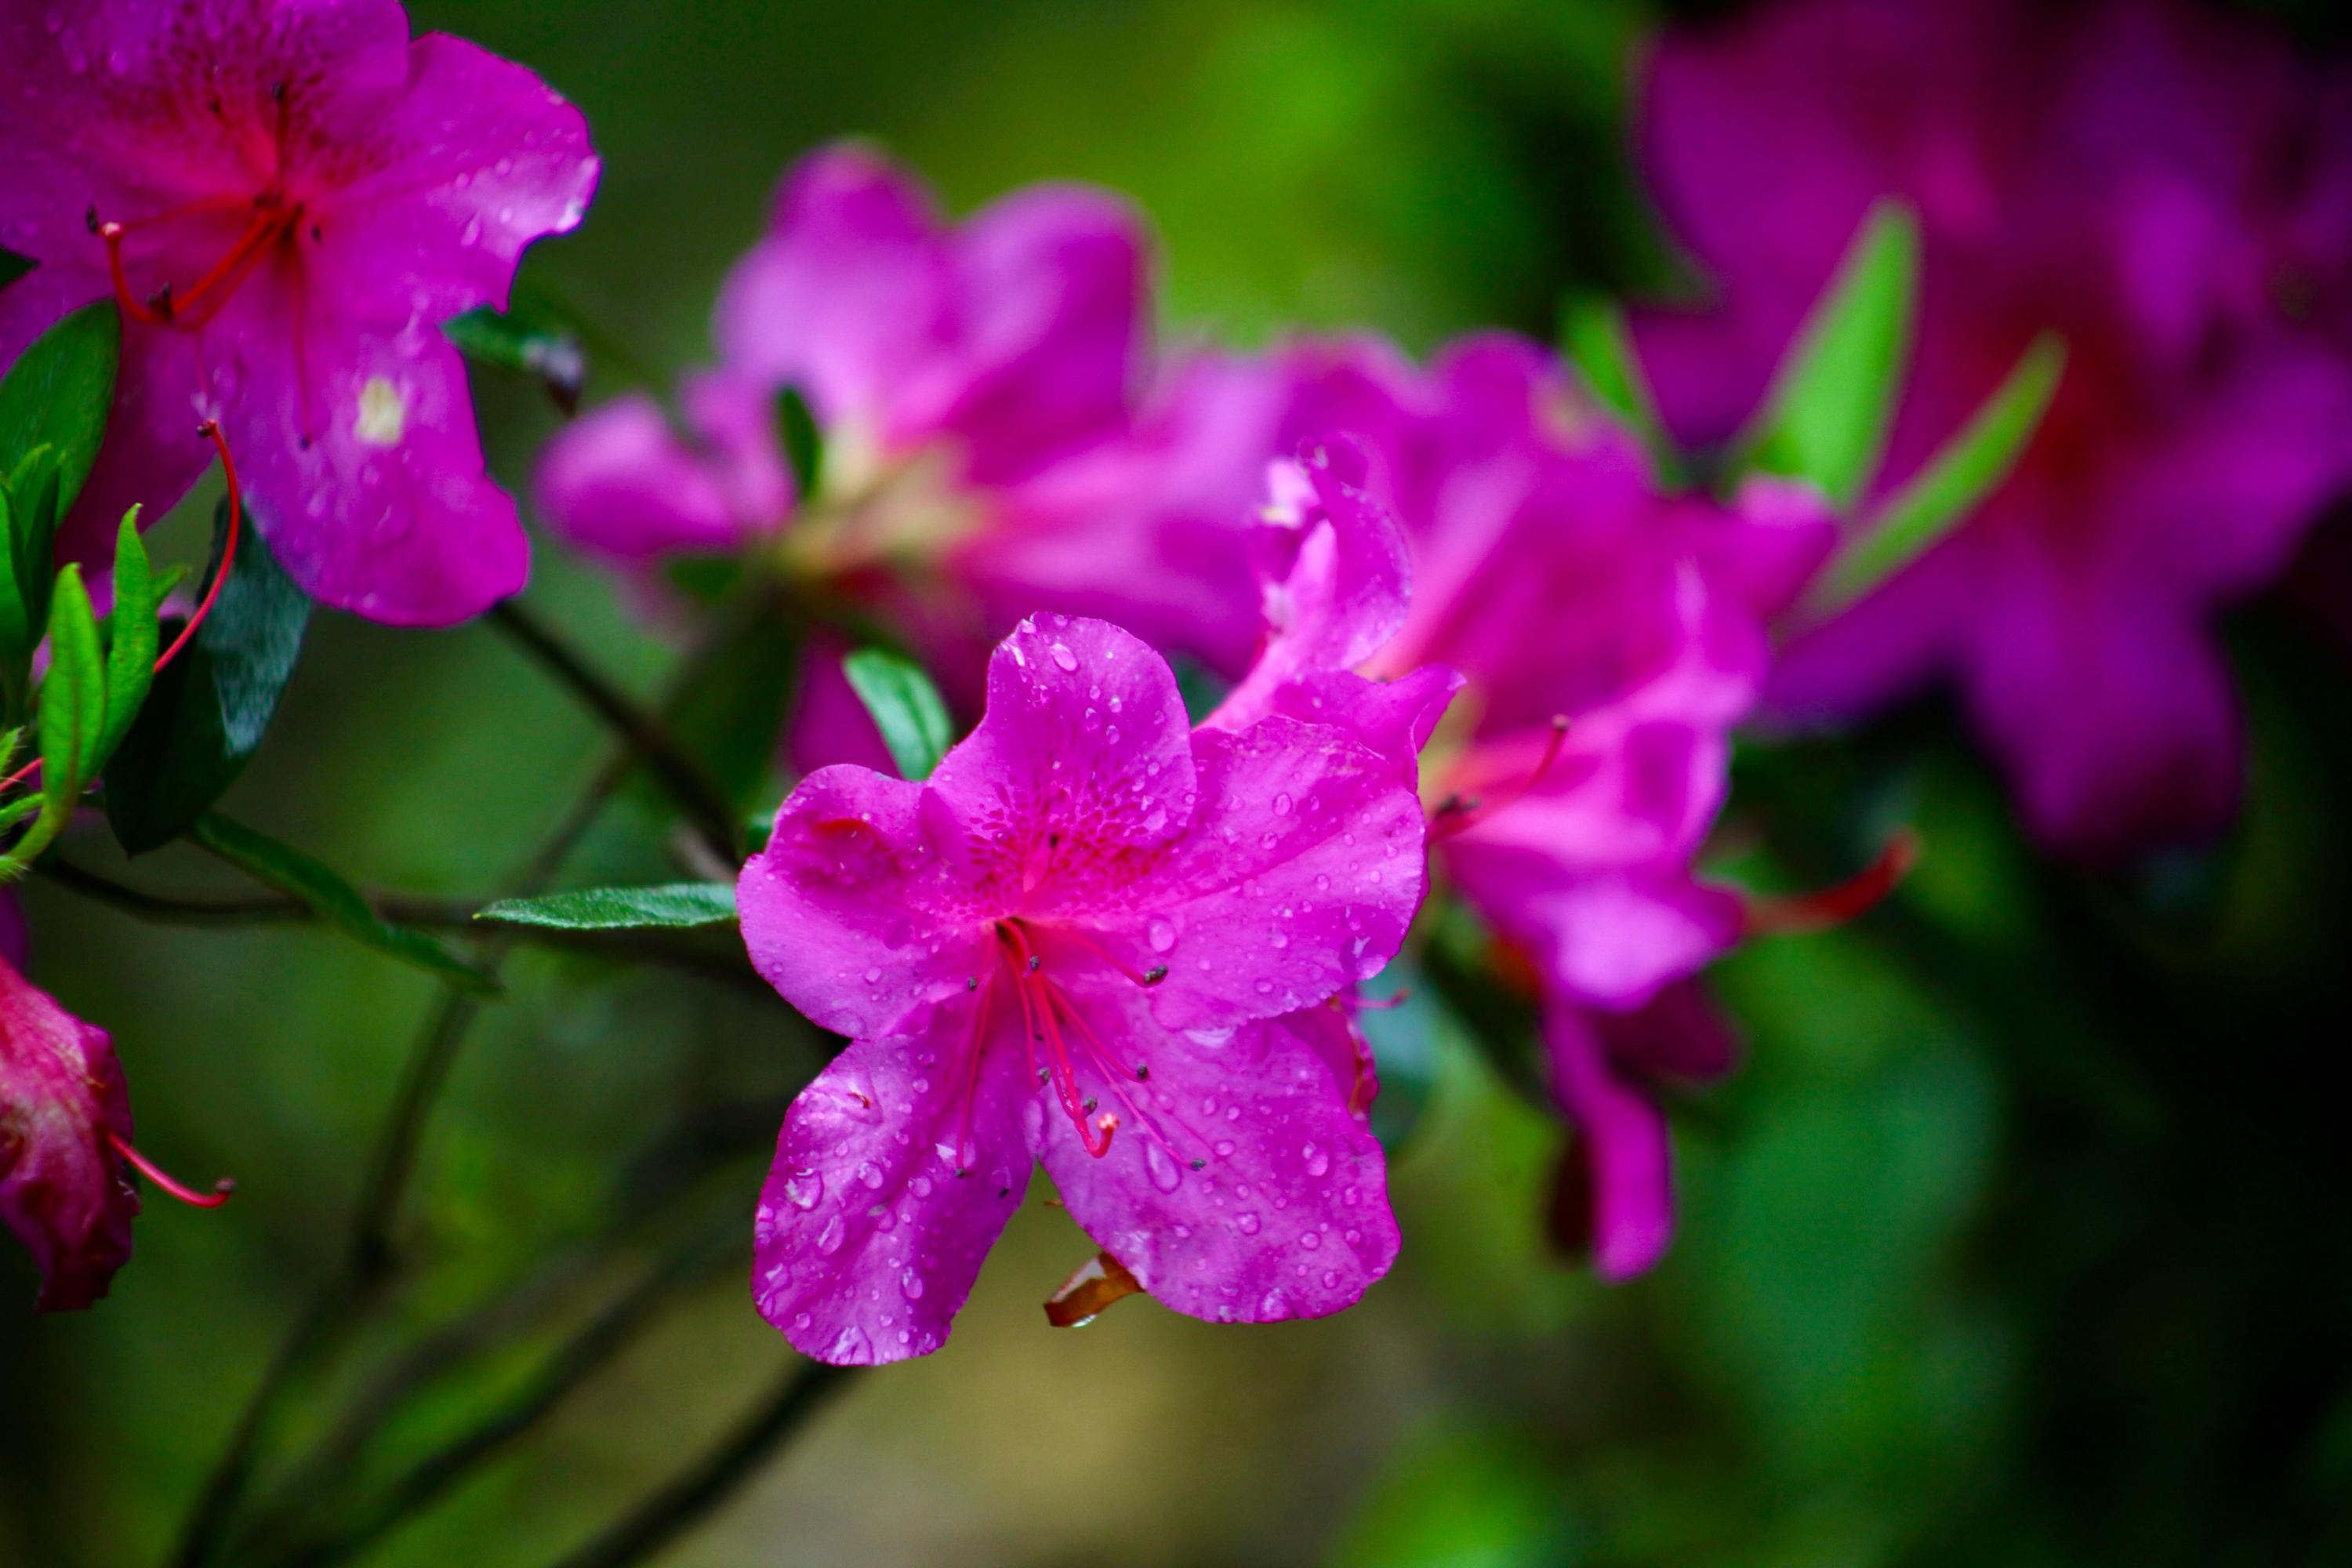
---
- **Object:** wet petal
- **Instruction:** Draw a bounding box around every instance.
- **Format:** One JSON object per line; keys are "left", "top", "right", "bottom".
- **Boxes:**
{"left": 1545, "top": 1000, "right": 1675, "bottom": 1282}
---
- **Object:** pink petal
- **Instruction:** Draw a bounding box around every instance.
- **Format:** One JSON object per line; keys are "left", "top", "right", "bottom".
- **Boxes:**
{"left": 1033, "top": 988, "right": 1398, "bottom": 1323}
{"left": 533, "top": 393, "right": 746, "bottom": 562}
{"left": 1, "top": 957, "right": 138, "bottom": 1312}
{"left": 1545, "top": 1000, "right": 1675, "bottom": 1282}
{"left": 739, "top": 764, "right": 987, "bottom": 1042}
{"left": 753, "top": 1029, "right": 1032, "bottom": 1366}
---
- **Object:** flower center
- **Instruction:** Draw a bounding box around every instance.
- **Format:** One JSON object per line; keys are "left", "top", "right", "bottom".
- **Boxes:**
{"left": 90, "top": 188, "right": 307, "bottom": 332}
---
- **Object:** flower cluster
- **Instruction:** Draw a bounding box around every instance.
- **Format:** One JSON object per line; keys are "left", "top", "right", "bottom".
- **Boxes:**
{"left": 8, "top": 0, "right": 2352, "bottom": 1381}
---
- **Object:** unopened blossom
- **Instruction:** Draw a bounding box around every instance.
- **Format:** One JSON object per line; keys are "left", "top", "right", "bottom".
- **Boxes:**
{"left": 739, "top": 615, "right": 1428, "bottom": 1364}
{"left": 0, "top": 0, "right": 598, "bottom": 625}
{"left": 535, "top": 145, "right": 1272, "bottom": 702}
{"left": 1281, "top": 333, "right": 1834, "bottom": 1277}
{"left": 1632, "top": 0, "right": 2352, "bottom": 860}
{"left": 1, "top": 953, "right": 137, "bottom": 1312}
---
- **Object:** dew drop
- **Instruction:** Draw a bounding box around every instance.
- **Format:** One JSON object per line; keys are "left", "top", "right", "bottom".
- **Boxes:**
{"left": 857, "top": 1161, "right": 885, "bottom": 1189}
{"left": 1236, "top": 1212, "right": 1261, "bottom": 1236}
{"left": 815, "top": 1214, "right": 846, "bottom": 1256}
{"left": 1214, "top": 1139, "right": 1236, "bottom": 1158}
{"left": 910, "top": 1175, "right": 934, "bottom": 1198}
{"left": 829, "top": 1326, "right": 870, "bottom": 1362}
{"left": 1145, "top": 1142, "right": 1184, "bottom": 1193}
{"left": 864, "top": 967, "right": 883, "bottom": 983}
{"left": 1051, "top": 643, "right": 1077, "bottom": 672}
{"left": 1315, "top": 874, "right": 1330, "bottom": 891}
{"left": 901, "top": 1268, "right": 925, "bottom": 1300}
{"left": 793, "top": 1312, "right": 812, "bottom": 1330}
{"left": 1300, "top": 1231, "right": 1321, "bottom": 1250}
{"left": 1304, "top": 1143, "right": 1330, "bottom": 1178}
{"left": 459, "top": 215, "right": 481, "bottom": 247}
{"left": 1274, "top": 793, "right": 1293, "bottom": 815}
{"left": 782, "top": 1169, "right": 823, "bottom": 1210}
{"left": 1147, "top": 917, "right": 1177, "bottom": 953}
{"left": 1323, "top": 1270, "right": 1341, "bottom": 1288}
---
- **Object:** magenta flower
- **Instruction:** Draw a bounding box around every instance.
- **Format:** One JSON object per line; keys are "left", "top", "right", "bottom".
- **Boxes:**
{"left": 1, "top": 952, "right": 137, "bottom": 1312}
{"left": 738, "top": 614, "right": 1426, "bottom": 1364}
{"left": 1280, "top": 333, "right": 1834, "bottom": 1277}
{"left": 0, "top": 0, "right": 598, "bottom": 626}
{"left": 535, "top": 145, "right": 1270, "bottom": 691}
{"left": 1632, "top": 0, "right": 2352, "bottom": 860}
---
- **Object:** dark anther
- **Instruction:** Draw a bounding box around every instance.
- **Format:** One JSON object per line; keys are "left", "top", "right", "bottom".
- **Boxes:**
{"left": 954, "top": 1167, "right": 971, "bottom": 1179}
{"left": 84, "top": 204, "right": 100, "bottom": 233}
{"left": 1142, "top": 965, "right": 1168, "bottom": 985}
{"left": 1026, "top": 954, "right": 1041, "bottom": 971}
{"left": 1081, "top": 1098, "right": 1098, "bottom": 1114}
{"left": 1047, "top": 833, "right": 1061, "bottom": 848}
{"left": 966, "top": 976, "right": 980, "bottom": 992}
{"left": 1189, "top": 1159, "right": 1206, "bottom": 1171}
{"left": 996, "top": 1186, "right": 1011, "bottom": 1199}
{"left": 272, "top": 80, "right": 288, "bottom": 101}
{"left": 1136, "top": 1064, "right": 1151, "bottom": 1080}
{"left": 1036, "top": 1068, "right": 1049, "bottom": 1084}
{"left": 310, "top": 223, "right": 322, "bottom": 242}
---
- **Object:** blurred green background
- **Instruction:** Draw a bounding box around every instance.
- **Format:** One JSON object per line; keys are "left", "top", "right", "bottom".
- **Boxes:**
{"left": 11, "top": 1, "right": 2352, "bottom": 1564}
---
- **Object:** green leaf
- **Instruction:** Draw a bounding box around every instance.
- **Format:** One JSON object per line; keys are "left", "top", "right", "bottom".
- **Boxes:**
{"left": 1812, "top": 332, "right": 2067, "bottom": 613}
{"left": 444, "top": 303, "right": 586, "bottom": 415}
{"left": 2, "top": 446, "right": 64, "bottom": 661}
{"left": 95, "top": 507, "right": 154, "bottom": 771}
{"left": 104, "top": 504, "right": 313, "bottom": 854}
{"left": 842, "top": 647, "right": 953, "bottom": 781}
{"left": 0, "top": 302, "right": 120, "bottom": 521}
{"left": 0, "top": 248, "right": 34, "bottom": 293}
{"left": 1740, "top": 200, "right": 1919, "bottom": 510}
{"left": 42, "top": 564, "right": 107, "bottom": 783}
{"left": 776, "top": 386, "right": 823, "bottom": 500}
{"left": 1560, "top": 292, "right": 1663, "bottom": 438}
{"left": 191, "top": 811, "right": 502, "bottom": 996}
{"left": 476, "top": 882, "right": 738, "bottom": 930}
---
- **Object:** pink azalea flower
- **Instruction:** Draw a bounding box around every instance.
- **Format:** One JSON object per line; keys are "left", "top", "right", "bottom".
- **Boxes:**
{"left": 534, "top": 145, "right": 1272, "bottom": 698}
{"left": 0, "top": 0, "right": 599, "bottom": 625}
{"left": 1280, "top": 333, "right": 1835, "bottom": 1278}
{"left": 738, "top": 614, "right": 1428, "bottom": 1364}
{"left": 1, "top": 950, "right": 137, "bottom": 1312}
{"left": 1632, "top": 0, "right": 2352, "bottom": 860}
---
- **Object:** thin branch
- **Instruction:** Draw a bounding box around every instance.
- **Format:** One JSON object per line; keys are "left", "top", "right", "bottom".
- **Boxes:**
{"left": 543, "top": 1362, "right": 856, "bottom": 1568}
{"left": 488, "top": 600, "right": 743, "bottom": 870}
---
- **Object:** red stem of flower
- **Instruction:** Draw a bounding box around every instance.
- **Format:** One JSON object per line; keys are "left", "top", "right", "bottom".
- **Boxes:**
{"left": 152, "top": 419, "right": 241, "bottom": 677}
{"left": 107, "top": 1131, "right": 236, "bottom": 1207}
{"left": 1744, "top": 829, "right": 1922, "bottom": 937}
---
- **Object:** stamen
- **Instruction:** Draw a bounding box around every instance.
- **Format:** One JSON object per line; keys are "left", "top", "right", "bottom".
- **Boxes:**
{"left": 1053, "top": 926, "right": 1171, "bottom": 988}
{"left": 154, "top": 421, "right": 242, "bottom": 675}
{"left": 1744, "top": 829, "right": 1922, "bottom": 937}
{"left": 107, "top": 1132, "right": 234, "bottom": 1207}
{"left": 1431, "top": 715, "right": 1571, "bottom": 840}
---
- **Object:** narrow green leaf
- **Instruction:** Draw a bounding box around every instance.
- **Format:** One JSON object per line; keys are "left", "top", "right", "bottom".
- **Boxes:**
{"left": 1813, "top": 332, "right": 2067, "bottom": 612}
{"left": 1560, "top": 292, "right": 1663, "bottom": 437}
{"left": 104, "top": 506, "right": 313, "bottom": 854}
{"left": 95, "top": 506, "right": 154, "bottom": 773}
{"left": 0, "top": 248, "right": 34, "bottom": 293}
{"left": 476, "top": 883, "right": 738, "bottom": 931}
{"left": 42, "top": 564, "right": 107, "bottom": 784}
{"left": 1740, "top": 200, "right": 1919, "bottom": 509}
{"left": 777, "top": 387, "right": 823, "bottom": 500}
{"left": 842, "top": 647, "right": 953, "bottom": 782}
{"left": 191, "top": 811, "right": 502, "bottom": 996}
{"left": 0, "top": 302, "right": 120, "bottom": 519}
{"left": 444, "top": 303, "right": 586, "bottom": 415}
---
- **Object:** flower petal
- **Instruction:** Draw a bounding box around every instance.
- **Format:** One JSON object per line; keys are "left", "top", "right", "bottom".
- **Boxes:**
{"left": 1, "top": 958, "right": 138, "bottom": 1313}
{"left": 1032, "top": 985, "right": 1398, "bottom": 1323}
{"left": 533, "top": 392, "right": 746, "bottom": 562}
{"left": 740, "top": 764, "right": 985, "bottom": 1041}
{"left": 1103, "top": 715, "right": 1428, "bottom": 1031}
{"left": 753, "top": 1029, "right": 1032, "bottom": 1365}
{"left": 1545, "top": 1000, "right": 1675, "bottom": 1282}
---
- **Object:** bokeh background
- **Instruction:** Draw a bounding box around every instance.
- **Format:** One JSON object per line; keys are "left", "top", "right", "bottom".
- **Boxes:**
{"left": 11, "top": 1, "right": 2352, "bottom": 1563}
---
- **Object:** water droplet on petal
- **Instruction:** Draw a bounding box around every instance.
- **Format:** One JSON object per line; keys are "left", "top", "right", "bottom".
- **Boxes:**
{"left": 829, "top": 1325, "right": 871, "bottom": 1362}
{"left": 1214, "top": 1139, "right": 1236, "bottom": 1158}
{"left": 1273, "top": 793, "right": 1292, "bottom": 815}
{"left": 1147, "top": 918, "right": 1176, "bottom": 953}
{"left": 857, "top": 1161, "right": 885, "bottom": 1189}
{"left": 864, "top": 967, "right": 883, "bottom": 983}
{"left": 782, "top": 1169, "right": 823, "bottom": 1210}
{"left": 910, "top": 1175, "right": 934, "bottom": 1198}
{"left": 1304, "top": 1144, "right": 1330, "bottom": 1178}
{"left": 793, "top": 1312, "right": 812, "bottom": 1330}
{"left": 1236, "top": 1212, "right": 1261, "bottom": 1236}
{"left": 901, "top": 1268, "right": 925, "bottom": 1300}
{"left": 1300, "top": 1231, "right": 1321, "bottom": 1250}
{"left": 1051, "top": 643, "right": 1078, "bottom": 672}
{"left": 1145, "top": 1142, "right": 1184, "bottom": 1193}
{"left": 815, "top": 1215, "right": 846, "bottom": 1256}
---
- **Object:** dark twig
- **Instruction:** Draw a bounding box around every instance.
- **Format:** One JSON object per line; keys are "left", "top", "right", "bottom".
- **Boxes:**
{"left": 543, "top": 1362, "right": 856, "bottom": 1568}
{"left": 488, "top": 600, "right": 744, "bottom": 869}
{"left": 261, "top": 1224, "right": 750, "bottom": 1568}
{"left": 36, "top": 858, "right": 773, "bottom": 996}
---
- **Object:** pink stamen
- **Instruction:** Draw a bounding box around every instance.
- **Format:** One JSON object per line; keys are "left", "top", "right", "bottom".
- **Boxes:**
{"left": 107, "top": 1131, "right": 234, "bottom": 1207}
{"left": 1431, "top": 715, "right": 1571, "bottom": 840}
{"left": 153, "top": 420, "right": 242, "bottom": 676}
